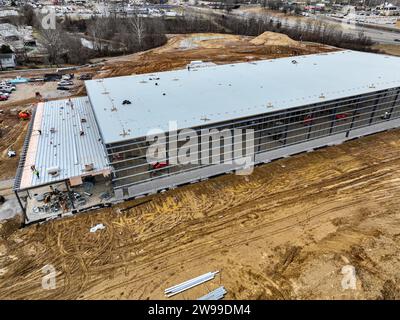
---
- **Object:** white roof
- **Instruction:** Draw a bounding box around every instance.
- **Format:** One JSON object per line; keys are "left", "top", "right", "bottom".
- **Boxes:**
{"left": 85, "top": 50, "right": 400, "bottom": 144}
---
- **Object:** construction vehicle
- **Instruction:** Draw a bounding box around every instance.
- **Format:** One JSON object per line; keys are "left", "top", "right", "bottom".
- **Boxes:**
{"left": 149, "top": 161, "right": 169, "bottom": 178}
{"left": 152, "top": 161, "right": 168, "bottom": 170}
{"left": 18, "top": 109, "right": 31, "bottom": 120}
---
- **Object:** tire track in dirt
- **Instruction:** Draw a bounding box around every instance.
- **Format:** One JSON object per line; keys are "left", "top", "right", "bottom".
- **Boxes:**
{"left": 77, "top": 157, "right": 400, "bottom": 298}
{"left": 1, "top": 130, "right": 400, "bottom": 299}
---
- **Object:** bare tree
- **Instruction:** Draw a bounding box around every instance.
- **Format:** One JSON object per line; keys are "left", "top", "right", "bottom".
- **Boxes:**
{"left": 63, "top": 34, "right": 90, "bottom": 65}
{"left": 129, "top": 12, "right": 146, "bottom": 49}
{"left": 39, "top": 27, "right": 65, "bottom": 66}
{"left": 87, "top": 18, "right": 109, "bottom": 53}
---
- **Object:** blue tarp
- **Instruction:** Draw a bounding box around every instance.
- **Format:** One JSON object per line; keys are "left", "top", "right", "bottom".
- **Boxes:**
{"left": 9, "top": 77, "right": 29, "bottom": 84}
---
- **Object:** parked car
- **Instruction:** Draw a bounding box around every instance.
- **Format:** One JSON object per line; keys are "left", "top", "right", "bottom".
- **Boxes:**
{"left": 0, "top": 80, "right": 11, "bottom": 85}
{"left": 0, "top": 87, "right": 12, "bottom": 94}
{"left": 61, "top": 73, "right": 74, "bottom": 81}
{"left": 78, "top": 73, "right": 93, "bottom": 80}
{"left": 57, "top": 86, "right": 70, "bottom": 91}
{"left": 0, "top": 86, "right": 16, "bottom": 92}
{"left": 0, "top": 92, "right": 10, "bottom": 98}
{"left": 57, "top": 80, "right": 73, "bottom": 86}
{"left": 0, "top": 82, "right": 15, "bottom": 89}
{"left": 0, "top": 94, "right": 8, "bottom": 101}
{"left": 44, "top": 73, "right": 62, "bottom": 81}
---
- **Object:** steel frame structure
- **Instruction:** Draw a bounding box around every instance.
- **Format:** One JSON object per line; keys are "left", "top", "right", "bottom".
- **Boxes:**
{"left": 104, "top": 87, "right": 400, "bottom": 197}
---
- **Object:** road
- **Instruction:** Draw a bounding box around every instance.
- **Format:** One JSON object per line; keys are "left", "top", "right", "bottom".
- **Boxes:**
{"left": 312, "top": 14, "right": 400, "bottom": 45}
{"left": 190, "top": 6, "right": 400, "bottom": 45}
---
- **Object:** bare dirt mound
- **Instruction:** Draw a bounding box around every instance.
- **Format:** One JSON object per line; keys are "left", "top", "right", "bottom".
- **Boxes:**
{"left": 250, "top": 31, "right": 300, "bottom": 47}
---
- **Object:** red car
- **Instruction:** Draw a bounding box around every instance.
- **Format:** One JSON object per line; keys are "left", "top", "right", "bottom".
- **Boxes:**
{"left": 0, "top": 94, "right": 8, "bottom": 101}
{"left": 335, "top": 113, "right": 349, "bottom": 120}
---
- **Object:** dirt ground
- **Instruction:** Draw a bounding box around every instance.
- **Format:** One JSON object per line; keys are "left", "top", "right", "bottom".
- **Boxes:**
{"left": 373, "top": 44, "right": 400, "bottom": 57}
{"left": 94, "top": 32, "right": 334, "bottom": 79}
{"left": 0, "top": 32, "right": 334, "bottom": 180}
{"left": 1, "top": 129, "right": 400, "bottom": 299}
{"left": 0, "top": 113, "right": 27, "bottom": 181}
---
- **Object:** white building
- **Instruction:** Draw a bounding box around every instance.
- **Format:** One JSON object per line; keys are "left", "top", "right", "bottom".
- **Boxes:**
{"left": 376, "top": 3, "right": 400, "bottom": 16}
{"left": 0, "top": 53, "right": 16, "bottom": 69}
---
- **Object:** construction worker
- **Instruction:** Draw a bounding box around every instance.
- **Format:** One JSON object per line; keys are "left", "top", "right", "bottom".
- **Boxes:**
{"left": 67, "top": 98, "right": 74, "bottom": 110}
{"left": 31, "top": 165, "right": 40, "bottom": 179}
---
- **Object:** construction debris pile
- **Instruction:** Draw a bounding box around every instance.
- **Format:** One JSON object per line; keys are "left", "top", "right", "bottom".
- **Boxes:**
{"left": 31, "top": 182, "right": 113, "bottom": 216}
{"left": 32, "top": 187, "right": 74, "bottom": 215}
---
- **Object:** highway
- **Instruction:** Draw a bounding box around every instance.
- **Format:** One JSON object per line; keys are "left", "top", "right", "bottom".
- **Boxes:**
{"left": 312, "top": 14, "right": 400, "bottom": 45}
{"left": 190, "top": 6, "right": 400, "bottom": 45}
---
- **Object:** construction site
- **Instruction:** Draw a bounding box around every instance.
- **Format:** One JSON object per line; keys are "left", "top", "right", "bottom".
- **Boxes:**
{"left": 1, "top": 32, "right": 400, "bottom": 300}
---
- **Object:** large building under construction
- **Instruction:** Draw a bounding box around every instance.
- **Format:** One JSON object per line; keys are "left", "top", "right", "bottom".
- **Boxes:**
{"left": 14, "top": 50, "right": 400, "bottom": 223}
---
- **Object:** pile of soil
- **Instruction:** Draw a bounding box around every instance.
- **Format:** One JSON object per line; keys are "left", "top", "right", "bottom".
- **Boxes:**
{"left": 250, "top": 31, "right": 300, "bottom": 47}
